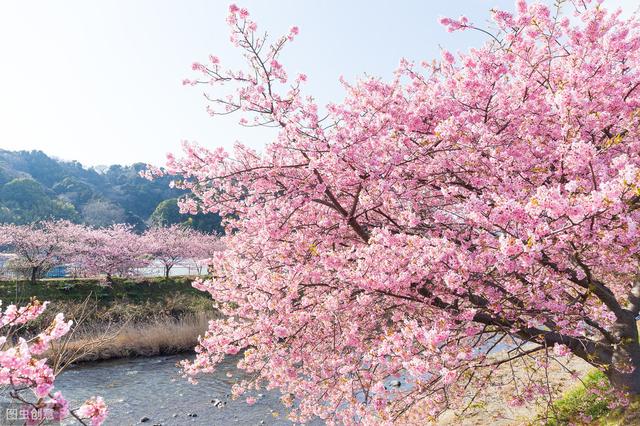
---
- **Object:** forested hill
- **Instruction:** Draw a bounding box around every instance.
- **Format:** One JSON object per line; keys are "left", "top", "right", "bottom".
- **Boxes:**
{"left": 0, "top": 149, "right": 222, "bottom": 233}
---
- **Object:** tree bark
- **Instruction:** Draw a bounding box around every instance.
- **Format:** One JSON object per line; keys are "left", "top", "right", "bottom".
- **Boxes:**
{"left": 164, "top": 265, "right": 171, "bottom": 280}
{"left": 607, "top": 312, "right": 640, "bottom": 395}
{"left": 608, "top": 360, "right": 640, "bottom": 395}
{"left": 30, "top": 267, "right": 37, "bottom": 284}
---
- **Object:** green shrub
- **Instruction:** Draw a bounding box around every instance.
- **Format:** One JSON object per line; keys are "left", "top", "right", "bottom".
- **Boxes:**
{"left": 541, "top": 370, "right": 613, "bottom": 425}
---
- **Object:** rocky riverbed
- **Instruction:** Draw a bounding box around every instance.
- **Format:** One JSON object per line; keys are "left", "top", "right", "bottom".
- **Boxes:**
{"left": 56, "top": 354, "right": 296, "bottom": 426}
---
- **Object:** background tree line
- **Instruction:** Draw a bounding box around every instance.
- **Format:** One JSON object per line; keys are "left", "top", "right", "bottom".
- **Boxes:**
{"left": 0, "top": 149, "right": 222, "bottom": 234}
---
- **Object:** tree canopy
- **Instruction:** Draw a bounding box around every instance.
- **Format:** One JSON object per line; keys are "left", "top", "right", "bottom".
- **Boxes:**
{"left": 151, "top": 2, "right": 640, "bottom": 424}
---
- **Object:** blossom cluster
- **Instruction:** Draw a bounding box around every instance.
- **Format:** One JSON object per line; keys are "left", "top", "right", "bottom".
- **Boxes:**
{"left": 0, "top": 300, "right": 107, "bottom": 425}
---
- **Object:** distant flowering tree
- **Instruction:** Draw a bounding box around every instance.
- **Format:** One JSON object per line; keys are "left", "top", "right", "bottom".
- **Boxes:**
{"left": 0, "top": 221, "right": 221, "bottom": 281}
{"left": 0, "top": 221, "right": 83, "bottom": 283}
{"left": 188, "top": 232, "right": 224, "bottom": 275}
{"left": 154, "top": 1, "right": 640, "bottom": 423}
{"left": 144, "top": 225, "right": 194, "bottom": 279}
{"left": 143, "top": 225, "right": 223, "bottom": 278}
{"left": 0, "top": 299, "right": 107, "bottom": 425}
{"left": 73, "top": 224, "right": 149, "bottom": 282}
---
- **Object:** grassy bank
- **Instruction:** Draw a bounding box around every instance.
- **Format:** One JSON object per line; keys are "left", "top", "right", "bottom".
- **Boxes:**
{"left": 0, "top": 276, "right": 214, "bottom": 328}
{"left": 0, "top": 277, "right": 217, "bottom": 364}
{"left": 0, "top": 276, "right": 212, "bottom": 310}
{"left": 540, "top": 370, "right": 640, "bottom": 425}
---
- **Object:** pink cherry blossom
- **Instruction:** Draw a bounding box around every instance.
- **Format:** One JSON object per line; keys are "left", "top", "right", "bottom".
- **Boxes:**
{"left": 77, "top": 396, "right": 108, "bottom": 426}
{"left": 0, "top": 221, "right": 86, "bottom": 283}
{"left": 0, "top": 300, "right": 106, "bottom": 424}
{"left": 157, "top": 1, "right": 640, "bottom": 424}
{"left": 71, "top": 224, "right": 150, "bottom": 281}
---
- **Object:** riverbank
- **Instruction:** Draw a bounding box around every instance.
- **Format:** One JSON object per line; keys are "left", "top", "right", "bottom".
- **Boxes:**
{"left": 428, "top": 354, "right": 593, "bottom": 425}
{"left": 48, "top": 312, "right": 211, "bottom": 365}
{"left": 4, "top": 278, "right": 638, "bottom": 424}
{"left": 427, "top": 352, "right": 640, "bottom": 425}
{"left": 0, "top": 277, "right": 216, "bottom": 364}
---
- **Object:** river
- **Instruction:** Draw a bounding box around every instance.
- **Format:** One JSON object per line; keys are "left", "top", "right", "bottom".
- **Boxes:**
{"left": 50, "top": 339, "right": 516, "bottom": 425}
{"left": 56, "top": 354, "right": 296, "bottom": 426}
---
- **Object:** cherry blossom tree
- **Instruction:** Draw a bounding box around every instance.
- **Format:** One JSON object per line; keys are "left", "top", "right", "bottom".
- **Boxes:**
{"left": 73, "top": 224, "right": 149, "bottom": 282}
{"left": 143, "top": 225, "right": 195, "bottom": 279}
{"left": 0, "top": 221, "right": 84, "bottom": 283}
{"left": 188, "top": 231, "right": 224, "bottom": 275}
{"left": 143, "top": 225, "right": 223, "bottom": 278}
{"left": 0, "top": 222, "right": 222, "bottom": 280}
{"left": 0, "top": 299, "right": 107, "bottom": 425}
{"left": 152, "top": 1, "right": 640, "bottom": 423}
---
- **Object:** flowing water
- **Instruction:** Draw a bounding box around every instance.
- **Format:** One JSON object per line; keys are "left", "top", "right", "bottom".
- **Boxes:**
{"left": 56, "top": 354, "right": 296, "bottom": 426}
{"left": 49, "top": 339, "right": 516, "bottom": 425}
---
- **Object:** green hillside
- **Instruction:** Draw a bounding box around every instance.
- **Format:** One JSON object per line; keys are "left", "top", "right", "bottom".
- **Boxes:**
{"left": 0, "top": 149, "right": 222, "bottom": 233}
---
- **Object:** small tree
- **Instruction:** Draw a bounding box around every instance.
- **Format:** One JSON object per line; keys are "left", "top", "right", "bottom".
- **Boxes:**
{"left": 74, "top": 224, "right": 149, "bottom": 282}
{"left": 143, "top": 225, "right": 214, "bottom": 279}
{"left": 0, "top": 221, "right": 82, "bottom": 283}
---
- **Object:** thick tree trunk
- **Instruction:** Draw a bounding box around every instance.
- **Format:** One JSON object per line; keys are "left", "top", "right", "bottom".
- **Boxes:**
{"left": 30, "top": 267, "right": 38, "bottom": 284}
{"left": 608, "top": 362, "right": 640, "bottom": 395}
{"left": 608, "top": 343, "right": 640, "bottom": 395}
{"left": 607, "top": 313, "right": 640, "bottom": 395}
{"left": 106, "top": 273, "right": 113, "bottom": 284}
{"left": 164, "top": 265, "right": 171, "bottom": 280}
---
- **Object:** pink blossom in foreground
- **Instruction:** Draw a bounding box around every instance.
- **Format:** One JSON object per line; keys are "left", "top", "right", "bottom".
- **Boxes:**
{"left": 77, "top": 396, "right": 108, "bottom": 426}
{"left": 157, "top": 1, "right": 640, "bottom": 424}
{"left": 0, "top": 300, "right": 106, "bottom": 425}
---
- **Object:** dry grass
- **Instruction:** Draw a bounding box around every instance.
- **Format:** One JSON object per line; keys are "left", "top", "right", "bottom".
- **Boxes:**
{"left": 399, "top": 349, "right": 592, "bottom": 425}
{"left": 47, "top": 312, "right": 211, "bottom": 365}
{"left": 434, "top": 356, "right": 591, "bottom": 425}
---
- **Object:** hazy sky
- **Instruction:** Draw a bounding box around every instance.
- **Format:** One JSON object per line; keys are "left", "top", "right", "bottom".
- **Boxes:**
{"left": 0, "top": 1, "right": 637, "bottom": 167}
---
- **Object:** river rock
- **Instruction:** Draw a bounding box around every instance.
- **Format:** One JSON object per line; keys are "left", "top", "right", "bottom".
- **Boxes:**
{"left": 389, "top": 380, "right": 401, "bottom": 387}
{"left": 139, "top": 417, "right": 150, "bottom": 423}
{"left": 172, "top": 414, "right": 178, "bottom": 418}
{"left": 210, "top": 398, "right": 226, "bottom": 408}
{"left": 187, "top": 413, "right": 198, "bottom": 418}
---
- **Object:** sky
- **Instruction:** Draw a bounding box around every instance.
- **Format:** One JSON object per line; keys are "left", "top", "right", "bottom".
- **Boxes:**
{"left": 0, "top": 0, "right": 638, "bottom": 168}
